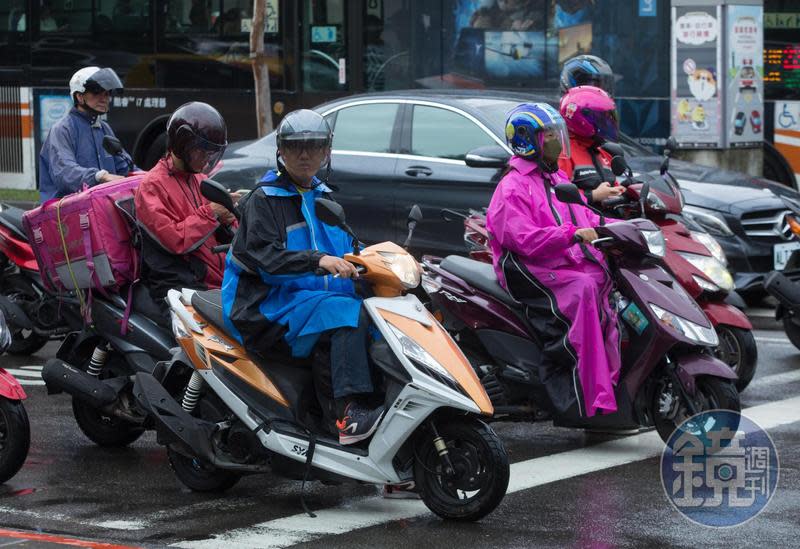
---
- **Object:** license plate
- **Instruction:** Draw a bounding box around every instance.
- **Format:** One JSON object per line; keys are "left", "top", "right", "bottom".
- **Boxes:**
{"left": 774, "top": 242, "right": 800, "bottom": 270}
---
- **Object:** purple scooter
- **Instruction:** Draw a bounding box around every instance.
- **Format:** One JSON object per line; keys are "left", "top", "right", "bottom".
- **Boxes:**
{"left": 421, "top": 183, "right": 740, "bottom": 444}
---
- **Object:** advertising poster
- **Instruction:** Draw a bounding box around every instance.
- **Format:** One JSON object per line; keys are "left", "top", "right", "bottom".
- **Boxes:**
{"left": 725, "top": 4, "right": 763, "bottom": 147}
{"left": 37, "top": 94, "right": 72, "bottom": 143}
{"left": 672, "top": 6, "right": 722, "bottom": 147}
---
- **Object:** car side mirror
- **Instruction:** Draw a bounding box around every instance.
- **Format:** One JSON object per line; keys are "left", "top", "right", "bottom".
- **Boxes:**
{"left": 102, "top": 135, "right": 124, "bottom": 156}
{"left": 465, "top": 145, "right": 510, "bottom": 169}
{"left": 611, "top": 155, "right": 628, "bottom": 177}
{"left": 201, "top": 179, "right": 238, "bottom": 219}
{"left": 554, "top": 183, "right": 585, "bottom": 205}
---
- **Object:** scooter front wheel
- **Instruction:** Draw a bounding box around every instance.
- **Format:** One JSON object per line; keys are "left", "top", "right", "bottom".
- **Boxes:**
{"left": 414, "top": 417, "right": 509, "bottom": 521}
{"left": 651, "top": 376, "right": 741, "bottom": 445}
{"left": 714, "top": 325, "right": 757, "bottom": 392}
{"left": 0, "top": 397, "right": 30, "bottom": 483}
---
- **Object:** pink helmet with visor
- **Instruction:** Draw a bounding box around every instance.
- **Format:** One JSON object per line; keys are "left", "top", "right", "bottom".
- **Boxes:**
{"left": 559, "top": 85, "right": 619, "bottom": 143}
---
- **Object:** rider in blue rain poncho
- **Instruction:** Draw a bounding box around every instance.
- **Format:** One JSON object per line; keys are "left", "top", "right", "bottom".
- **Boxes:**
{"left": 221, "top": 110, "right": 383, "bottom": 445}
{"left": 39, "top": 67, "right": 135, "bottom": 202}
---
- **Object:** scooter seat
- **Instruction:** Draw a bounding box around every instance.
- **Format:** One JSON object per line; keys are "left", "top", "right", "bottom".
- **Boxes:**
{"left": 0, "top": 204, "right": 28, "bottom": 242}
{"left": 440, "top": 255, "right": 519, "bottom": 309}
{"left": 191, "top": 289, "right": 228, "bottom": 335}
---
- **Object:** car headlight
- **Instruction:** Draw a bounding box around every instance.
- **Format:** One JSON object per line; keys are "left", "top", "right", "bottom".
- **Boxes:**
{"left": 387, "top": 323, "right": 456, "bottom": 383}
{"left": 378, "top": 251, "right": 421, "bottom": 289}
{"left": 682, "top": 206, "right": 734, "bottom": 237}
{"left": 677, "top": 252, "right": 734, "bottom": 293}
{"left": 649, "top": 303, "right": 719, "bottom": 346}
{"left": 641, "top": 229, "right": 666, "bottom": 257}
{"left": 690, "top": 230, "right": 727, "bottom": 265}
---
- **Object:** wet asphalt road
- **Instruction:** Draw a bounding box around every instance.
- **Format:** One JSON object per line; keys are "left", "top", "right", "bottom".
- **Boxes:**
{"left": 0, "top": 320, "right": 799, "bottom": 548}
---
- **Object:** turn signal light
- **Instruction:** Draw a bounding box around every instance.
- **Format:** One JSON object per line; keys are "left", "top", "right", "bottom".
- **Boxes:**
{"left": 788, "top": 215, "right": 800, "bottom": 237}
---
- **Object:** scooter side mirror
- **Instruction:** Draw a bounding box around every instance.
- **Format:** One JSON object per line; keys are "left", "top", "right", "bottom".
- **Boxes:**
{"left": 201, "top": 179, "right": 238, "bottom": 220}
{"left": 316, "top": 197, "right": 360, "bottom": 255}
{"left": 664, "top": 136, "right": 678, "bottom": 157}
{"left": 102, "top": 135, "right": 124, "bottom": 156}
{"left": 554, "top": 183, "right": 585, "bottom": 205}
{"left": 403, "top": 204, "right": 423, "bottom": 249}
{"left": 640, "top": 181, "right": 651, "bottom": 203}
{"left": 407, "top": 204, "right": 423, "bottom": 227}
{"left": 611, "top": 156, "right": 628, "bottom": 177}
{"left": 601, "top": 142, "right": 625, "bottom": 158}
{"left": 315, "top": 198, "right": 346, "bottom": 228}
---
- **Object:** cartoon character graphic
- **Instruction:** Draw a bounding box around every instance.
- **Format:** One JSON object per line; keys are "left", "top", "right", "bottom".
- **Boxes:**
{"left": 688, "top": 67, "right": 717, "bottom": 101}
{"left": 677, "top": 98, "right": 691, "bottom": 122}
{"left": 691, "top": 104, "right": 707, "bottom": 130}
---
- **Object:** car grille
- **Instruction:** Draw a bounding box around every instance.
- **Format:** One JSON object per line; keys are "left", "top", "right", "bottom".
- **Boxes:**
{"left": 739, "top": 209, "right": 794, "bottom": 241}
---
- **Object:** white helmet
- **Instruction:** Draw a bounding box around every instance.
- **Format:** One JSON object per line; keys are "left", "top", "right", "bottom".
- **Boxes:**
{"left": 69, "top": 67, "right": 124, "bottom": 99}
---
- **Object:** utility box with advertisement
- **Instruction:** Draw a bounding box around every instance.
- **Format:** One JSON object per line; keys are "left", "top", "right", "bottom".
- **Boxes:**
{"left": 671, "top": 0, "right": 763, "bottom": 149}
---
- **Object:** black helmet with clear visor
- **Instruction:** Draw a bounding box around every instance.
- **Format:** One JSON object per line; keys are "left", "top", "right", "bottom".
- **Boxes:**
{"left": 167, "top": 102, "right": 228, "bottom": 175}
{"left": 276, "top": 109, "right": 333, "bottom": 183}
{"left": 559, "top": 55, "right": 615, "bottom": 96}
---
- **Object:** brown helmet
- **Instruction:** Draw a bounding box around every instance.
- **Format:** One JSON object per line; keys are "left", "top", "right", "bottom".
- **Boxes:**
{"left": 167, "top": 102, "right": 228, "bottom": 174}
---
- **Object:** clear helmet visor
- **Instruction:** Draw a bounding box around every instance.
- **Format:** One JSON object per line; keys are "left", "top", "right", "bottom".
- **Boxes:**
{"left": 537, "top": 118, "right": 571, "bottom": 162}
{"left": 85, "top": 68, "right": 124, "bottom": 94}
{"left": 187, "top": 134, "right": 227, "bottom": 174}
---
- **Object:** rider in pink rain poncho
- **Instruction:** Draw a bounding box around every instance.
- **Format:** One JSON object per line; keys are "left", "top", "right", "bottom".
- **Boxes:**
{"left": 486, "top": 103, "right": 620, "bottom": 418}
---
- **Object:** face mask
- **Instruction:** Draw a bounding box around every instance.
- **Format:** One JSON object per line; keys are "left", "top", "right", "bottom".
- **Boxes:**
{"left": 541, "top": 138, "right": 562, "bottom": 164}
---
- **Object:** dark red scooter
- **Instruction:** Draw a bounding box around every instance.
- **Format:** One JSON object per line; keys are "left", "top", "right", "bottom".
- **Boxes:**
{"left": 422, "top": 183, "right": 741, "bottom": 444}
{"left": 446, "top": 142, "right": 756, "bottom": 391}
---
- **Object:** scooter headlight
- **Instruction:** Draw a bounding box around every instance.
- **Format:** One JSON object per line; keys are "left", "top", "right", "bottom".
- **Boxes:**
{"left": 387, "top": 323, "right": 456, "bottom": 384}
{"left": 649, "top": 303, "right": 718, "bottom": 346}
{"left": 693, "top": 275, "right": 720, "bottom": 293}
{"left": 170, "top": 310, "right": 191, "bottom": 340}
{"left": 677, "top": 252, "right": 734, "bottom": 293}
{"left": 378, "top": 252, "right": 421, "bottom": 289}
{"left": 690, "top": 230, "right": 727, "bottom": 265}
{"left": 641, "top": 229, "right": 666, "bottom": 257}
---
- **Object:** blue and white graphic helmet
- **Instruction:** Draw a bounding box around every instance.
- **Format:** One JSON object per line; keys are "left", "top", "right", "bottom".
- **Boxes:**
{"left": 504, "top": 103, "right": 570, "bottom": 161}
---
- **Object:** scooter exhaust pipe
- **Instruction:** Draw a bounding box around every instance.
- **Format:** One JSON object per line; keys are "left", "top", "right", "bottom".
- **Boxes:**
{"left": 764, "top": 271, "right": 800, "bottom": 311}
{"left": 41, "top": 358, "right": 118, "bottom": 409}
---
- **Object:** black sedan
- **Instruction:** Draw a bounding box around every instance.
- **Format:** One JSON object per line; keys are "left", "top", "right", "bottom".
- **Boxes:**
{"left": 214, "top": 90, "right": 800, "bottom": 298}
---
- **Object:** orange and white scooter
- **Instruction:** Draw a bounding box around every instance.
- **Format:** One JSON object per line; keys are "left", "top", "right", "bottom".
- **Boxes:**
{"left": 133, "top": 190, "right": 509, "bottom": 522}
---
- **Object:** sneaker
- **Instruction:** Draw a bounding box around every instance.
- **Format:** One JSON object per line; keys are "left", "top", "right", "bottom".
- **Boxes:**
{"left": 381, "top": 481, "right": 420, "bottom": 500}
{"left": 336, "top": 402, "right": 385, "bottom": 445}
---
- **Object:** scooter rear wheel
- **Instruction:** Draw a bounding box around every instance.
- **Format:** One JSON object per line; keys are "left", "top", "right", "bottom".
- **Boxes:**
{"left": 0, "top": 397, "right": 30, "bottom": 483}
{"left": 652, "top": 376, "right": 741, "bottom": 445}
{"left": 414, "top": 417, "right": 509, "bottom": 521}
{"left": 3, "top": 275, "right": 48, "bottom": 356}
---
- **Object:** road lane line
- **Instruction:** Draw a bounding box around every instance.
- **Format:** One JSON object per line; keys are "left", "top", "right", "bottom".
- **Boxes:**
{"left": 750, "top": 369, "right": 800, "bottom": 388}
{"left": 755, "top": 336, "right": 794, "bottom": 345}
{"left": 0, "top": 528, "right": 138, "bottom": 548}
{"left": 171, "top": 395, "right": 800, "bottom": 549}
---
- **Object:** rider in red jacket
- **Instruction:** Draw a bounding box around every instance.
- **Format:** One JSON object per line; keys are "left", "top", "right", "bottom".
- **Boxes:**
{"left": 558, "top": 85, "right": 624, "bottom": 207}
{"left": 134, "top": 102, "right": 235, "bottom": 310}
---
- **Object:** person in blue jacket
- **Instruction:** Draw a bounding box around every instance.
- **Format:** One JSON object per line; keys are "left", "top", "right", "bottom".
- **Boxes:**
{"left": 221, "top": 109, "right": 383, "bottom": 445}
{"left": 38, "top": 67, "right": 135, "bottom": 202}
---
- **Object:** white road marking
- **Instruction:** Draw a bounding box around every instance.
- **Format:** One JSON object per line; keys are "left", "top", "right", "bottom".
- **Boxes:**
{"left": 755, "top": 336, "right": 794, "bottom": 345}
{"left": 2, "top": 366, "right": 44, "bottom": 386}
{"left": 750, "top": 368, "right": 800, "bottom": 388}
{"left": 171, "top": 395, "right": 800, "bottom": 549}
{"left": 94, "top": 520, "right": 148, "bottom": 531}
